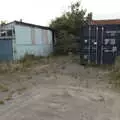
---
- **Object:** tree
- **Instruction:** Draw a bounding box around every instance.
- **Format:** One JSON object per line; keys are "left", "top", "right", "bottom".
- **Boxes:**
{"left": 50, "top": 1, "right": 92, "bottom": 54}
{"left": 86, "top": 12, "right": 93, "bottom": 24}
{"left": 0, "top": 20, "right": 7, "bottom": 26}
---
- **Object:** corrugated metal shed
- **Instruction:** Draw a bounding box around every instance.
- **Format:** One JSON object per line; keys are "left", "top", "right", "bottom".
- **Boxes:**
{"left": 0, "top": 21, "right": 55, "bottom": 60}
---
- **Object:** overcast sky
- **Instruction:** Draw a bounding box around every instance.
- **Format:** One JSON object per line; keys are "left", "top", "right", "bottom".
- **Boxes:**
{"left": 0, "top": 0, "right": 120, "bottom": 26}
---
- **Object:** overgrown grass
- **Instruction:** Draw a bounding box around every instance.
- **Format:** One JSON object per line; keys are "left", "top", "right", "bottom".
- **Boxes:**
{"left": 0, "top": 54, "right": 53, "bottom": 73}
{"left": 84, "top": 62, "right": 113, "bottom": 71}
{"left": 19, "top": 54, "right": 47, "bottom": 67}
{"left": 0, "top": 53, "right": 79, "bottom": 74}
{"left": 80, "top": 58, "right": 120, "bottom": 88}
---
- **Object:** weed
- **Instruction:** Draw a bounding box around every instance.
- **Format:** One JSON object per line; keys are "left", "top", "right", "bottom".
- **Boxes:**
{"left": 84, "top": 63, "right": 113, "bottom": 70}
{"left": 5, "top": 96, "right": 12, "bottom": 101}
{"left": 17, "top": 87, "right": 27, "bottom": 92}
{"left": 0, "top": 54, "right": 52, "bottom": 73}
{"left": 0, "top": 84, "right": 9, "bottom": 92}
{"left": 0, "top": 100, "right": 4, "bottom": 105}
{"left": 27, "top": 75, "right": 32, "bottom": 79}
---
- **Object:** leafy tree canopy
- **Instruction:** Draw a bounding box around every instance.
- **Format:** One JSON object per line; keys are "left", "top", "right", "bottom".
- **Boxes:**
{"left": 50, "top": 1, "right": 92, "bottom": 35}
{"left": 50, "top": 1, "right": 92, "bottom": 54}
{"left": 0, "top": 20, "right": 7, "bottom": 25}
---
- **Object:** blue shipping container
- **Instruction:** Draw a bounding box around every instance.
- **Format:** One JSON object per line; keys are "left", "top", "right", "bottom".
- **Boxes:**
{"left": 80, "top": 24, "right": 120, "bottom": 64}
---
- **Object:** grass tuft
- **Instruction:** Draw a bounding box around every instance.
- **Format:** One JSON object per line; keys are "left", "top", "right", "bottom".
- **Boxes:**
{"left": 0, "top": 84, "right": 9, "bottom": 92}
{"left": 0, "top": 100, "right": 4, "bottom": 105}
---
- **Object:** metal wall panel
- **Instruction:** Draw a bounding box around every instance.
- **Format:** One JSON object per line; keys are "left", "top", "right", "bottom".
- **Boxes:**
{"left": 35, "top": 28, "right": 42, "bottom": 44}
{"left": 31, "top": 28, "right": 35, "bottom": 45}
{"left": 15, "top": 25, "right": 31, "bottom": 44}
{"left": 81, "top": 24, "right": 120, "bottom": 64}
{"left": 41, "top": 30, "right": 53, "bottom": 44}
{"left": 102, "top": 25, "right": 118, "bottom": 64}
{"left": 0, "top": 40, "right": 13, "bottom": 60}
{"left": 14, "top": 45, "right": 43, "bottom": 60}
{"left": 47, "top": 30, "right": 53, "bottom": 44}
{"left": 41, "top": 30, "right": 48, "bottom": 44}
{"left": 14, "top": 25, "right": 53, "bottom": 60}
{"left": 14, "top": 44, "right": 53, "bottom": 60}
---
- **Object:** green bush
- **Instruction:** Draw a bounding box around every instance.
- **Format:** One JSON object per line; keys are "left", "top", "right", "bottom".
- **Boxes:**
{"left": 54, "top": 31, "right": 78, "bottom": 55}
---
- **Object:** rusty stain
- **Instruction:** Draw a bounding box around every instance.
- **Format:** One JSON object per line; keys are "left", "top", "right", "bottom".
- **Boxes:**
{"left": 91, "top": 19, "right": 120, "bottom": 25}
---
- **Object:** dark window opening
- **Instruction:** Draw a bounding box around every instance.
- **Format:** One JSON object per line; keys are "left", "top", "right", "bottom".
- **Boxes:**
{"left": 1, "top": 31, "right": 7, "bottom": 36}
{"left": 7, "top": 30, "right": 12, "bottom": 36}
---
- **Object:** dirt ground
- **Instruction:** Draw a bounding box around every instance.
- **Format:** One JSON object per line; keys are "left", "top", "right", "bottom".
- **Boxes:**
{"left": 0, "top": 56, "right": 120, "bottom": 120}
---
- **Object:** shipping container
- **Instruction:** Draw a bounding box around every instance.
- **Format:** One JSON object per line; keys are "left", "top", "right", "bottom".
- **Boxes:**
{"left": 80, "top": 24, "right": 120, "bottom": 64}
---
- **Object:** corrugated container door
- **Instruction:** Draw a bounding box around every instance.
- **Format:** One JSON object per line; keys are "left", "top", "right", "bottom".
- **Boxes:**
{"left": 81, "top": 24, "right": 118, "bottom": 64}
{"left": 81, "top": 25, "right": 99, "bottom": 64}
{"left": 116, "top": 25, "right": 120, "bottom": 56}
{"left": 80, "top": 25, "right": 90, "bottom": 64}
{"left": 0, "top": 40, "right": 13, "bottom": 60}
{"left": 89, "top": 26, "right": 98, "bottom": 64}
{"left": 102, "top": 25, "right": 117, "bottom": 64}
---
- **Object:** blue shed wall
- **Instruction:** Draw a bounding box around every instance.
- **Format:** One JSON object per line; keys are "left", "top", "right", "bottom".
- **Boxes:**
{"left": 14, "top": 24, "right": 53, "bottom": 60}
{"left": 0, "top": 40, "right": 13, "bottom": 61}
{"left": 0, "top": 23, "right": 15, "bottom": 61}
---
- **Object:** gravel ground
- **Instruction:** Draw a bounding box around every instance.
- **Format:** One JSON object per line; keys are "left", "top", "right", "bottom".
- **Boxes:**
{"left": 0, "top": 56, "right": 119, "bottom": 120}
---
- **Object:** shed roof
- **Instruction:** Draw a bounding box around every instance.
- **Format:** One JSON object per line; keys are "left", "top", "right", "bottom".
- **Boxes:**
{"left": 91, "top": 19, "right": 120, "bottom": 25}
{"left": 6, "top": 20, "right": 54, "bottom": 31}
